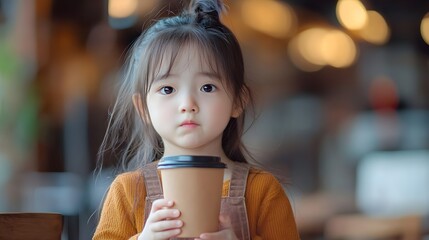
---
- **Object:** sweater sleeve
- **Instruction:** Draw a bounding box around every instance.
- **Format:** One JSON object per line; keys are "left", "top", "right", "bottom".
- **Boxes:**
{"left": 93, "top": 173, "right": 145, "bottom": 240}
{"left": 253, "top": 173, "right": 300, "bottom": 239}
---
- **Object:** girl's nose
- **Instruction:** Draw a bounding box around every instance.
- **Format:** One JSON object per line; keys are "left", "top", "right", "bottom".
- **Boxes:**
{"left": 179, "top": 95, "right": 199, "bottom": 113}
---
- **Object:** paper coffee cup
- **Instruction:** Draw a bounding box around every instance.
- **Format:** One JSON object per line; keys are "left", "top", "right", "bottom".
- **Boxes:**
{"left": 157, "top": 155, "right": 226, "bottom": 238}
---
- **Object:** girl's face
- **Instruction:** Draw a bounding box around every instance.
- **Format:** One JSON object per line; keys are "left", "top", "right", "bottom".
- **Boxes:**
{"left": 145, "top": 45, "right": 240, "bottom": 157}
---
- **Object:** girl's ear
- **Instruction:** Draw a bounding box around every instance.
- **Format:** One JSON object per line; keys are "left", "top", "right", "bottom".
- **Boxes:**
{"left": 132, "top": 93, "right": 146, "bottom": 121}
{"left": 231, "top": 87, "right": 250, "bottom": 118}
{"left": 231, "top": 105, "right": 243, "bottom": 118}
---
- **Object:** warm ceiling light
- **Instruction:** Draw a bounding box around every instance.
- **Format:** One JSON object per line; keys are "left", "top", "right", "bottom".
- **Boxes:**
{"left": 108, "top": 0, "right": 138, "bottom": 18}
{"left": 320, "top": 30, "right": 357, "bottom": 68}
{"left": 336, "top": 0, "right": 368, "bottom": 30}
{"left": 288, "top": 36, "right": 324, "bottom": 72}
{"left": 358, "top": 10, "right": 390, "bottom": 45}
{"left": 421, "top": 13, "right": 429, "bottom": 45}
{"left": 241, "top": 0, "right": 297, "bottom": 38}
{"left": 290, "top": 27, "right": 357, "bottom": 69}
{"left": 296, "top": 28, "right": 328, "bottom": 66}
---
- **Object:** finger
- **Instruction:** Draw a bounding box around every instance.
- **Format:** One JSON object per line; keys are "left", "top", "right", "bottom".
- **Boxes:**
{"left": 150, "top": 219, "right": 183, "bottom": 232}
{"left": 149, "top": 208, "right": 181, "bottom": 222}
{"left": 151, "top": 199, "right": 174, "bottom": 213}
{"left": 198, "top": 215, "right": 236, "bottom": 239}
{"left": 199, "top": 229, "right": 230, "bottom": 240}
{"left": 153, "top": 228, "right": 181, "bottom": 239}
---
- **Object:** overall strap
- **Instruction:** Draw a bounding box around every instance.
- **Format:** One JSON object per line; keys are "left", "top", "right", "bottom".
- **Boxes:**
{"left": 142, "top": 162, "right": 164, "bottom": 228}
{"left": 228, "top": 162, "right": 250, "bottom": 198}
{"left": 142, "top": 161, "right": 163, "bottom": 197}
{"left": 221, "top": 162, "right": 251, "bottom": 240}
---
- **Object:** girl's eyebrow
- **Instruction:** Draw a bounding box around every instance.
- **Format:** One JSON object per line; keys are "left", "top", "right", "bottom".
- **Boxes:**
{"left": 199, "top": 71, "right": 221, "bottom": 80}
{"left": 154, "top": 73, "right": 173, "bottom": 82}
{"left": 154, "top": 72, "right": 220, "bottom": 81}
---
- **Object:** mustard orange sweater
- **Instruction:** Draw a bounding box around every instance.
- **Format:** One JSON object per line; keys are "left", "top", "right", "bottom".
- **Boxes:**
{"left": 93, "top": 168, "right": 300, "bottom": 240}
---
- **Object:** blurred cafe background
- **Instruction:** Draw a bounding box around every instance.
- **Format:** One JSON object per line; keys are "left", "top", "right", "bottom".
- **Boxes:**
{"left": 0, "top": 0, "right": 428, "bottom": 239}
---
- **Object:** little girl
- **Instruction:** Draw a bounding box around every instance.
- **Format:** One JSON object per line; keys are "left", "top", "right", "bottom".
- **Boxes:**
{"left": 93, "top": 0, "right": 300, "bottom": 239}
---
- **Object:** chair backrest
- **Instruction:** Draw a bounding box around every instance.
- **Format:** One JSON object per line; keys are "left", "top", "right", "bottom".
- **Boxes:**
{"left": 0, "top": 213, "right": 63, "bottom": 240}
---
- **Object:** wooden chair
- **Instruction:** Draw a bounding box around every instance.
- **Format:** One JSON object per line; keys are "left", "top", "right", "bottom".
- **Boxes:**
{"left": 0, "top": 213, "right": 63, "bottom": 240}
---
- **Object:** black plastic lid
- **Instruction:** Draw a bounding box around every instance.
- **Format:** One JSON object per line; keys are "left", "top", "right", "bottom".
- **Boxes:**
{"left": 157, "top": 155, "right": 226, "bottom": 169}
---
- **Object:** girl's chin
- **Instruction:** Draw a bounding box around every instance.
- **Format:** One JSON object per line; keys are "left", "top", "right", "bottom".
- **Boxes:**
{"left": 164, "top": 145, "right": 219, "bottom": 156}
{"left": 162, "top": 136, "right": 223, "bottom": 155}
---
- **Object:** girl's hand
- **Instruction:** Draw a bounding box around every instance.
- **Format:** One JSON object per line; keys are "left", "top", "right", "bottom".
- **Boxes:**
{"left": 195, "top": 215, "right": 238, "bottom": 240}
{"left": 138, "top": 199, "right": 183, "bottom": 240}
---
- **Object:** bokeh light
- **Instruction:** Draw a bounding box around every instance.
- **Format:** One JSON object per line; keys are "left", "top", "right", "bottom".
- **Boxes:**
{"left": 421, "top": 12, "right": 429, "bottom": 45}
{"left": 241, "top": 0, "right": 297, "bottom": 39}
{"left": 336, "top": 0, "right": 368, "bottom": 30}
{"left": 320, "top": 30, "right": 357, "bottom": 68}
{"left": 108, "top": 0, "right": 138, "bottom": 18}
{"left": 358, "top": 10, "right": 390, "bottom": 45}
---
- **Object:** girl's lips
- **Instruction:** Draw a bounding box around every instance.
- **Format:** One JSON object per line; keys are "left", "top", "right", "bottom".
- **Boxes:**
{"left": 180, "top": 121, "right": 199, "bottom": 127}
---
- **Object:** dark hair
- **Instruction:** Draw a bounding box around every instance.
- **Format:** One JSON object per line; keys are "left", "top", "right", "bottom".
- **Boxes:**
{"left": 98, "top": 0, "right": 252, "bottom": 173}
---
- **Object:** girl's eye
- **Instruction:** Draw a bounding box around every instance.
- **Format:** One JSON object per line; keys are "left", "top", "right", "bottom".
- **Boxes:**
{"left": 201, "top": 84, "right": 217, "bottom": 93}
{"left": 160, "top": 86, "right": 175, "bottom": 95}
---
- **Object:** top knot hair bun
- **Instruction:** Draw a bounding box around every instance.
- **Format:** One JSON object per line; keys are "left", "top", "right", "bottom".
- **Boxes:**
{"left": 189, "top": 0, "right": 225, "bottom": 28}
